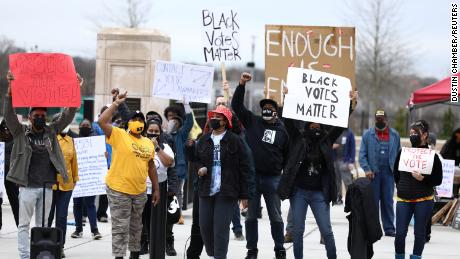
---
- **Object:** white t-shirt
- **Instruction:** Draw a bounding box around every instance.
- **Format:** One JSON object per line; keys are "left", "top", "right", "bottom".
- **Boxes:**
{"left": 147, "top": 143, "right": 175, "bottom": 194}
{"left": 210, "top": 131, "right": 226, "bottom": 196}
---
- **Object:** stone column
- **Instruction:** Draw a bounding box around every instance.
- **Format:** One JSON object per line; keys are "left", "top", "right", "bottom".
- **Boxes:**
{"left": 94, "top": 27, "right": 171, "bottom": 120}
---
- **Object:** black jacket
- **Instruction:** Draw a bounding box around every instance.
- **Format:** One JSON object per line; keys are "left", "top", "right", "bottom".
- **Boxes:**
{"left": 345, "top": 178, "right": 383, "bottom": 259}
{"left": 188, "top": 130, "right": 250, "bottom": 199}
{"left": 394, "top": 147, "right": 443, "bottom": 200}
{"left": 440, "top": 129, "right": 460, "bottom": 166}
{"left": 277, "top": 118, "right": 344, "bottom": 203}
{"left": 232, "top": 84, "right": 289, "bottom": 175}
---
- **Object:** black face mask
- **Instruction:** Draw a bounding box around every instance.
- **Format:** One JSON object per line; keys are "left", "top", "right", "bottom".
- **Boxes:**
{"left": 410, "top": 134, "right": 422, "bottom": 147}
{"left": 375, "top": 121, "right": 386, "bottom": 130}
{"left": 261, "top": 109, "right": 275, "bottom": 121}
{"left": 210, "top": 119, "right": 222, "bottom": 130}
{"left": 147, "top": 133, "right": 160, "bottom": 139}
{"left": 309, "top": 128, "right": 323, "bottom": 140}
{"left": 79, "top": 127, "right": 92, "bottom": 137}
{"left": 33, "top": 117, "right": 46, "bottom": 130}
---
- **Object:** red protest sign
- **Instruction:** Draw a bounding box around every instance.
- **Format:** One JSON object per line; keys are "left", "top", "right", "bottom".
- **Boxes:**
{"left": 9, "top": 53, "right": 81, "bottom": 107}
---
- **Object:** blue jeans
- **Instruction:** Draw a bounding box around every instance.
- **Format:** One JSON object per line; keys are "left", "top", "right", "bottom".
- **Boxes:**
{"left": 232, "top": 203, "right": 243, "bottom": 233}
{"left": 371, "top": 166, "right": 395, "bottom": 233}
{"left": 73, "top": 196, "right": 98, "bottom": 233}
{"left": 290, "top": 189, "right": 336, "bottom": 259}
{"left": 395, "top": 200, "right": 434, "bottom": 256}
{"left": 49, "top": 190, "right": 73, "bottom": 245}
{"left": 245, "top": 174, "right": 284, "bottom": 251}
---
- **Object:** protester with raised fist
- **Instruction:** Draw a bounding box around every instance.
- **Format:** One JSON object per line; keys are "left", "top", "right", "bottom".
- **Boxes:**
{"left": 98, "top": 91, "right": 160, "bottom": 259}
{"left": 232, "top": 72, "right": 289, "bottom": 259}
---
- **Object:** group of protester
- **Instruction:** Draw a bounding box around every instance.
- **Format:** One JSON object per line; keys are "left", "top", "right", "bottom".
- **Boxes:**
{"left": 0, "top": 69, "right": 459, "bottom": 259}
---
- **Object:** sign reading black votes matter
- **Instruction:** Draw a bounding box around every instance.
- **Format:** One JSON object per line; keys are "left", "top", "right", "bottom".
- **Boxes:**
{"left": 282, "top": 68, "right": 351, "bottom": 128}
{"left": 202, "top": 9, "right": 241, "bottom": 62}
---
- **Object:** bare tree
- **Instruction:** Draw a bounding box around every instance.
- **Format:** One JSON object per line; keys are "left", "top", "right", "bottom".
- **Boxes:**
{"left": 93, "top": 0, "right": 153, "bottom": 29}
{"left": 345, "top": 0, "right": 412, "bottom": 128}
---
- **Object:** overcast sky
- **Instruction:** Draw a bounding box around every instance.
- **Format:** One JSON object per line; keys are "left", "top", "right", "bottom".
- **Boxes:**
{"left": 0, "top": 0, "right": 452, "bottom": 79}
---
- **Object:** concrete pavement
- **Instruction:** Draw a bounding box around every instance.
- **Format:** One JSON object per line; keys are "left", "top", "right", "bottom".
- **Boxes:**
{"left": 1, "top": 199, "right": 459, "bottom": 259}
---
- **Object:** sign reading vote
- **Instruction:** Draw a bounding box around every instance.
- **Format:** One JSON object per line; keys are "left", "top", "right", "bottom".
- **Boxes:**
{"left": 436, "top": 159, "right": 455, "bottom": 198}
{"left": 152, "top": 60, "right": 214, "bottom": 103}
{"left": 398, "top": 147, "right": 436, "bottom": 175}
{"left": 202, "top": 9, "right": 241, "bottom": 62}
{"left": 9, "top": 53, "right": 81, "bottom": 107}
{"left": 265, "top": 25, "right": 355, "bottom": 104}
{"left": 72, "top": 136, "right": 108, "bottom": 198}
{"left": 282, "top": 68, "right": 351, "bottom": 127}
{"left": 0, "top": 142, "right": 4, "bottom": 195}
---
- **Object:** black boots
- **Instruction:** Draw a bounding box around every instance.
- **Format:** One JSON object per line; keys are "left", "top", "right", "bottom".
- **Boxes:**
{"left": 166, "top": 237, "right": 177, "bottom": 256}
{"left": 129, "top": 252, "right": 140, "bottom": 259}
{"left": 275, "top": 249, "right": 286, "bottom": 259}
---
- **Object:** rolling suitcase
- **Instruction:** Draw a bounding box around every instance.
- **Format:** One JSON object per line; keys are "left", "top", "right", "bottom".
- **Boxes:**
{"left": 30, "top": 182, "right": 62, "bottom": 259}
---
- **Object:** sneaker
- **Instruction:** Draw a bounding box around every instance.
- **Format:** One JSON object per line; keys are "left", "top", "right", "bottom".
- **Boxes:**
{"left": 234, "top": 231, "right": 245, "bottom": 241}
{"left": 275, "top": 249, "right": 286, "bottom": 259}
{"left": 71, "top": 231, "right": 83, "bottom": 238}
{"left": 245, "top": 248, "right": 258, "bottom": 259}
{"left": 99, "top": 216, "right": 108, "bottom": 223}
{"left": 92, "top": 231, "right": 102, "bottom": 240}
{"left": 284, "top": 232, "right": 293, "bottom": 243}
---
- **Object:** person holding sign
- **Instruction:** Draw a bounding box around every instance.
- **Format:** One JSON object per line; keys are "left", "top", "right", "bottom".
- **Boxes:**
{"left": 393, "top": 120, "right": 443, "bottom": 259}
{"left": 187, "top": 106, "right": 249, "bottom": 259}
{"left": 277, "top": 88, "right": 358, "bottom": 259}
{"left": 98, "top": 92, "right": 160, "bottom": 259}
{"left": 4, "top": 71, "right": 80, "bottom": 259}
{"left": 359, "top": 109, "right": 401, "bottom": 237}
{"left": 232, "top": 72, "right": 289, "bottom": 259}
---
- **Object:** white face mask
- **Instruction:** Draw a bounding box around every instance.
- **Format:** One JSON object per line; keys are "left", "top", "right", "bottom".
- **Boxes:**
{"left": 61, "top": 125, "right": 70, "bottom": 134}
{"left": 166, "top": 120, "right": 177, "bottom": 133}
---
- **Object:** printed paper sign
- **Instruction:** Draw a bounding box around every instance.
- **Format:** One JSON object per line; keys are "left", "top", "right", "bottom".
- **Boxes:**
{"left": 202, "top": 9, "right": 241, "bottom": 62}
{"left": 436, "top": 159, "right": 455, "bottom": 198}
{"left": 398, "top": 147, "right": 436, "bottom": 175}
{"left": 72, "top": 136, "right": 108, "bottom": 198}
{"left": 9, "top": 53, "right": 81, "bottom": 107}
{"left": 0, "top": 142, "right": 4, "bottom": 195}
{"left": 265, "top": 25, "right": 355, "bottom": 104}
{"left": 152, "top": 60, "right": 214, "bottom": 103}
{"left": 282, "top": 68, "right": 351, "bottom": 127}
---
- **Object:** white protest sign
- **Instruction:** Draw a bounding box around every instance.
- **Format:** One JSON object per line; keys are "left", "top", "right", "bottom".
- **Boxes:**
{"left": 282, "top": 68, "right": 352, "bottom": 127}
{"left": 436, "top": 159, "right": 455, "bottom": 198}
{"left": 0, "top": 142, "right": 4, "bottom": 195}
{"left": 152, "top": 60, "right": 214, "bottom": 103}
{"left": 72, "top": 136, "right": 108, "bottom": 198}
{"left": 202, "top": 9, "right": 241, "bottom": 62}
{"left": 398, "top": 147, "right": 436, "bottom": 175}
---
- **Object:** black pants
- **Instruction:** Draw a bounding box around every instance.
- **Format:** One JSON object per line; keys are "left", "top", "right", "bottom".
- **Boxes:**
{"left": 97, "top": 194, "right": 109, "bottom": 219}
{"left": 186, "top": 190, "right": 204, "bottom": 258}
{"left": 4, "top": 178, "right": 19, "bottom": 226}
{"left": 0, "top": 197, "right": 3, "bottom": 229}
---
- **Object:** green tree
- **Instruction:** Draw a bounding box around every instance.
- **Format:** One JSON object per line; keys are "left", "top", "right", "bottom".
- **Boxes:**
{"left": 394, "top": 107, "right": 408, "bottom": 137}
{"left": 441, "top": 107, "right": 455, "bottom": 139}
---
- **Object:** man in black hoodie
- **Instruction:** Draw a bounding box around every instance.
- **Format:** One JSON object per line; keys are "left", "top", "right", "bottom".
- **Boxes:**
{"left": 232, "top": 72, "right": 289, "bottom": 259}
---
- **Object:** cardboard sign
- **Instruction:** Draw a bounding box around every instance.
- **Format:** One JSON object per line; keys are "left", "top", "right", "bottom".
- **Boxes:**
{"left": 436, "top": 159, "right": 456, "bottom": 198}
{"left": 398, "top": 147, "right": 436, "bottom": 175}
{"left": 0, "top": 142, "right": 4, "bottom": 195}
{"left": 72, "top": 136, "right": 108, "bottom": 198}
{"left": 265, "top": 25, "right": 355, "bottom": 104}
{"left": 282, "top": 68, "right": 351, "bottom": 127}
{"left": 9, "top": 53, "right": 81, "bottom": 107}
{"left": 202, "top": 9, "right": 241, "bottom": 62}
{"left": 152, "top": 60, "right": 214, "bottom": 103}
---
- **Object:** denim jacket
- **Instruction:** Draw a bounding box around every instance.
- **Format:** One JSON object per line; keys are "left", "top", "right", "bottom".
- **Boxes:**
{"left": 3, "top": 96, "right": 77, "bottom": 187}
{"left": 359, "top": 127, "right": 401, "bottom": 174}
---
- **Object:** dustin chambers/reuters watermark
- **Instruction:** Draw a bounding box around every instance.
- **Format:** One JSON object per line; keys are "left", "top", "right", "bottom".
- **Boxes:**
{"left": 452, "top": 2, "right": 459, "bottom": 102}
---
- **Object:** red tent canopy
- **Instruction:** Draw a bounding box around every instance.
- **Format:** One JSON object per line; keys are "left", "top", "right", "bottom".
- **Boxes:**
{"left": 409, "top": 73, "right": 459, "bottom": 108}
